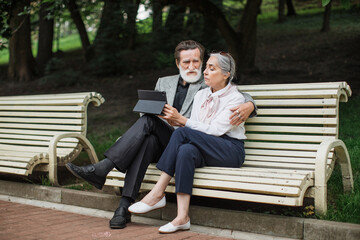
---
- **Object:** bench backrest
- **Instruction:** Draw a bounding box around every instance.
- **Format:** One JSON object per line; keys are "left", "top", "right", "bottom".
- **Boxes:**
{"left": 0, "top": 92, "right": 104, "bottom": 175}
{"left": 238, "top": 82, "right": 351, "bottom": 177}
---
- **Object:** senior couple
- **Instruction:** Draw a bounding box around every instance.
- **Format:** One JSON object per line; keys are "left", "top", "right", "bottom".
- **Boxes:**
{"left": 66, "top": 40, "right": 256, "bottom": 234}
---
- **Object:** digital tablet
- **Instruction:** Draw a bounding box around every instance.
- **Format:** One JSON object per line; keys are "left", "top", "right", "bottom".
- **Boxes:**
{"left": 133, "top": 90, "right": 167, "bottom": 115}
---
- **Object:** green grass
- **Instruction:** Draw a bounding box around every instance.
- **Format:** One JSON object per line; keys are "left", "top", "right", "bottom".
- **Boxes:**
{"left": 321, "top": 96, "right": 360, "bottom": 224}
{"left": 0, "top": 33, "right": 95, "bottom": 65}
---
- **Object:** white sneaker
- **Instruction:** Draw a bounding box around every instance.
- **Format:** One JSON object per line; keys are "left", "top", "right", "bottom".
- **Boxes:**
{"left": 128, "top": 196, "right": 166, "bottom": 214}
{"left": 158, "top": 220, "right": 191, "bottom": 234}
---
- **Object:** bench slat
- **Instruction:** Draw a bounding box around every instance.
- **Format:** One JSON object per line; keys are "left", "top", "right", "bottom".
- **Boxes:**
{"left": 0, "top": 99, "right": 87, "bottom": 105}
{"left": 0, "top": 134, "right": 79, "bottom": 143}
{"left": 246, "top": 149, "right": 317, "bottom": 158}
{"left": 245, "top": 142, "right": 320, "bottom": 151}
{"left": 0, "top": 156, "right": 33, "bottom": 162}
{"left": 246, "top": 117, "right": 337, "bottom": 125}
{"left": 0, "top": 166, "right": 27, "bottom": 175}
{"left": 0, "top": 139, "right": 78, "bottom": 147}
{"left": 0, "top": 117, "right": 84, "bottom": 125}
{"left": 0, "top": 106, "right": 84, "bottom": 111}
{"left": 254, "top": 99, "right": 337, "bottom": 107}
{"left": 106, "top": 180, "right": 305, "bottom": 206}
{"left": 246, "top": 134, "right": 335, "bottom": 143}
{"left": 247, "top": 89, "right": 339, "bottom": 98}
{"left": 256, "top": 108, "right": 337, "bottom": 116}
{"left": 238, "top": 82, "right": 345, "bottom": 91}
{"left": 0, "top": 92, "right": 101, "bottom": 101}
{"left": 0, "top": 111, "right": 84, "bottom": 118}
{"left": 145, "top": 165, "right": 312, "bottom": 180}
{"left": 245, "top": 125, "right": 336, "bottom": 134}
{"left": 0, "top": 160, "right": 28, "bottom": 168}
{"left": 0, "top": 128, "right": 82, "bottom": 136}
{"left": 0, "top": 123, "right": 83, "bottom": 131}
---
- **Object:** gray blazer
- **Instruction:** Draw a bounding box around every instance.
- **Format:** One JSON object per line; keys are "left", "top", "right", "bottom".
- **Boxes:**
{"left": 155, "top": 74, "right": 257, "bottom": 119}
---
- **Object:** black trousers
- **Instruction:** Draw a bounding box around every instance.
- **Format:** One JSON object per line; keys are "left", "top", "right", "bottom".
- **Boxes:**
{"left": 104, "top": 115, "right": 174, "bottom": 200}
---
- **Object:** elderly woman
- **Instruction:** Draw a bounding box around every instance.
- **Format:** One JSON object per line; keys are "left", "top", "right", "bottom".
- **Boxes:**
{"left": 128, "top": 52, "right": 246, "bottom": 233}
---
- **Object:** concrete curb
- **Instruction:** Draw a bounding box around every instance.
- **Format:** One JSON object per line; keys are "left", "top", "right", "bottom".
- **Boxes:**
{"left": 1, "top": 180, "right": 359, "bottom": 240}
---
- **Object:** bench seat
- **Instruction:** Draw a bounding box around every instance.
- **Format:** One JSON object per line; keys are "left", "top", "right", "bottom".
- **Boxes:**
{"left": 0, "top": 92, "right": 104, "bottom": 185}
{"left": 105, "top": 81, "right": 354, "bottom": 214}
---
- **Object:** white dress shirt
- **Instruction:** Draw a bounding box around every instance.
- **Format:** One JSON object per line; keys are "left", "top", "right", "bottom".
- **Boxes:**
{"left": 185, "top": 83, "right": 246, "bottom": 140}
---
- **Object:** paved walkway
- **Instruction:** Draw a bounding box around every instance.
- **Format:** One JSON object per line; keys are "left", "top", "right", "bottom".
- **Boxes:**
{"left": 0, "top": 200, "right": 232, "bottom": 240}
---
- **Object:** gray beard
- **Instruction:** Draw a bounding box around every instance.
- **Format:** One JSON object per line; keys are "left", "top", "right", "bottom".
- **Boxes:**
{"left": 179, "top": 67, "right": 202, "bottom": 83}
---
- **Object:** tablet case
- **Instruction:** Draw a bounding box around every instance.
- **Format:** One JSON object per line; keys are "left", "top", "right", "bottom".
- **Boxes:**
{"left": 133, "top": 90, "right": 167, "bottom": 115}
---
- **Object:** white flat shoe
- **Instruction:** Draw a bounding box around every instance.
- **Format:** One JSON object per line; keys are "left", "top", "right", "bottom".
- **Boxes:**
{"left": 128, "top": 196, "right": 166, "bottom": 214}
{"left": 158, "top": 220, "right": 190, "bottom": 234}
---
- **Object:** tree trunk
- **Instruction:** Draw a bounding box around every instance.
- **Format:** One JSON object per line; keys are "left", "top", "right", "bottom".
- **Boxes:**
{"left": 37, "top": 1, "right": 54, "bottom": 74}
{"left": 164, "top": 5, "right": 186, "bottom": 31}
{"left": 152, "top": 0, "right": 163, "bottom": 33}
{"left": 321, "top": 1, "right": 332, "bottom": 32}
{"left": 237, "top": 0, "right": 262, "bottom": 76}
{"left": 91, "top": 0, "right": 124, "bottom": 59}
{"left": 67, "top": 0, "right": 91, "bottom": 60}
{"left": 286, "top": 0, "right": 296, "bottom": 16}
{"left": 8, "top": 0, "right": 36, "bottom": 82}
{"left": 123, "top": 0, "right": 141, "bottom": 49}
{"left": 277, "top": 0, "right": 286, "bottom": 23}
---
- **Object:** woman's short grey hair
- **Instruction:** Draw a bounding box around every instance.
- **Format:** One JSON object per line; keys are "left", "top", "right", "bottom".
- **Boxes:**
{"left": 210, "top": 52, "right": 236, "bottom": 82}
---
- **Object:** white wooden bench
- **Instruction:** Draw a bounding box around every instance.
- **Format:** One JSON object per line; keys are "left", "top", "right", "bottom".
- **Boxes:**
{"left": 0, "top": 92, "right": 104, "bottom": 186}
{"left": 105, "top": 82, "right": 353, "bottom": 214}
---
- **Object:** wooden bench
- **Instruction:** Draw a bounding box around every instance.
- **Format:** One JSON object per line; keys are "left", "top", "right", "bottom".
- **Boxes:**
{"left": 105, "top": 82, "right": 354, "bottom": 214}
{"left": 0, "top": 92, "right": 104, "bottom": 186}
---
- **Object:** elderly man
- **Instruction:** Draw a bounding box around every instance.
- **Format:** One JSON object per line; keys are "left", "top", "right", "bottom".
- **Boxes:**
{"left": 66, "top": 40, "right": 256, "bottom": 229}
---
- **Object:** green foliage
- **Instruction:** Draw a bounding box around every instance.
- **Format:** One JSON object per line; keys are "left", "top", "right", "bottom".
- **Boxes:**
{"left": 154, "top": 52, "right": 174, "bottom": 68}
{"left": 40, "top": 175, "right": 52, "bottom": 186}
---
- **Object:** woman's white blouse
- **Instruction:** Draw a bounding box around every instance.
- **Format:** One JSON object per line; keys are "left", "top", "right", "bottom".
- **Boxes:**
{"left": 185, "top": 85, "right": 247, "bottom": 140}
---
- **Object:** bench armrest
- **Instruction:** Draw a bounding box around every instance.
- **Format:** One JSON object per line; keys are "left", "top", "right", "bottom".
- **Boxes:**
{"left": 48, "top": 133, "right": 99, "bottom": 186}
{"left": 314, "top": 139, "right": 354, "bottom": 214}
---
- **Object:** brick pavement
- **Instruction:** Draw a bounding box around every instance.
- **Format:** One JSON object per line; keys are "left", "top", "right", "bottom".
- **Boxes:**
{"left": 0, "top": 200, "right": 232, "bottom": 240}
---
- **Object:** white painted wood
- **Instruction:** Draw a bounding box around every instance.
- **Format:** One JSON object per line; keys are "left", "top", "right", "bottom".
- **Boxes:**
{"left": 254, "top": 99, "right": 337, "bottom": 107}
{"left": 256, "top": 108, "right": 337, "bottom": 116}
{"left": 0, "top": 111, "right": 84, "bottom": 118}
{"left": 0, "top": 92, "right": 104, "bottom": 186}
{"left": 245, "top": 125, "right": 337, "bottom": 134}
{"left": 0, "top": 117, "right": 84, "bottom": 125}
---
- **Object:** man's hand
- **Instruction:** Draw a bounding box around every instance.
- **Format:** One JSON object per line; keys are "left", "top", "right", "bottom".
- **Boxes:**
{"left": 160, "top": 117, "right": 184, "bottom": 127}
{"left": 229, "top": 102, "right": 254, "bottom": 126}
{"left": 160, "top": 104, "right": 188, "bottom": 126}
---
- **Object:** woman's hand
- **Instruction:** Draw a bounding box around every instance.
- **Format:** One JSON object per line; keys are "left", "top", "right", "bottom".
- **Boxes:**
{"left": 159, "top": 104, "right": 187, "bottom": 126}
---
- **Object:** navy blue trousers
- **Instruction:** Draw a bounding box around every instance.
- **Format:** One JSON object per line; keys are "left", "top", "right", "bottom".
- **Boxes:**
{"left": 156, "top": 127, "right": 245, "bottom": 195}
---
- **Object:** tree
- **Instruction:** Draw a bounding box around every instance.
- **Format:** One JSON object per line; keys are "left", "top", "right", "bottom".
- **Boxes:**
{"left": 278, "top": 0, "right": 296, "bottom": 23}
{"left": 160, "top": 0, "right": 262, "bottom": 81}
{"left": 123, "top": 0, "right": 141, "bottom": 49}
{"left": 8, "top": 0, "right": 36, "bottom": 82}
{"left": 321, "top": 0, "right": 350, "bottom": 32}
{"left": 66, "top": 0, "right": 91, "bottom": 59}
{"left": 321, "top": 0, "right": 332, "bottom": 32}
{"left": 37, "top": 1, "right": 54, "bottom": 74}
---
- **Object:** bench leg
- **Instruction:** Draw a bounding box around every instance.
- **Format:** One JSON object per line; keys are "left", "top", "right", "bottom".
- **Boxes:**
{"left": 315, "top": 139, "right": 354, "bottom": 215}
{"left": 49, "top": 133, "right": 99, "bottom": 186}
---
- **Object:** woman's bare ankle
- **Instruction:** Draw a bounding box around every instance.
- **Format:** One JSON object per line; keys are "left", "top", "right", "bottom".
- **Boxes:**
{"left": 141, "top": 192, "right": 164, "bottom": 206}
{"left": 170, "top": 216, "right": 190, "bottom": 226}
